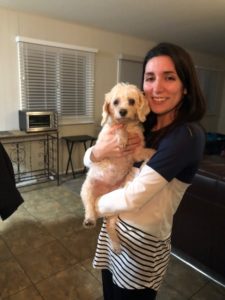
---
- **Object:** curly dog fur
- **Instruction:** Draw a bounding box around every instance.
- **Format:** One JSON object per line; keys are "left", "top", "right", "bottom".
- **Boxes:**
{"left": 80, "top": 82, "right": 154, "bottom": 253}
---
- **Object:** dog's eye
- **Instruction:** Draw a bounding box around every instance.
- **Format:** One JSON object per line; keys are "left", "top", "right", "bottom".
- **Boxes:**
{"left": 128, "top": 98, "right": 135, "bottom": 106}
{"left": 113, "top": 99, "right": 119, "bottom": 106}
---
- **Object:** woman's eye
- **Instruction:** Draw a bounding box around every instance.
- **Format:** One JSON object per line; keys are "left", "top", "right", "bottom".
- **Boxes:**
{"left": 145, "top": 76, "right": 154, "bottom": 82}
{"left": 165, "top": 75, "right": 176, "bottom": 81}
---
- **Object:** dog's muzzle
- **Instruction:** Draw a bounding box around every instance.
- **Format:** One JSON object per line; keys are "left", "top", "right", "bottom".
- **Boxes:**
{"left": 119, "top": 109, "right": 127, "bottom": 117}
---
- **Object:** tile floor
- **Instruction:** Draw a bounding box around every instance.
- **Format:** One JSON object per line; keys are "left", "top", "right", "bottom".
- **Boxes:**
{"left": 0, "top": 175, "right": 224, "bottom": 299}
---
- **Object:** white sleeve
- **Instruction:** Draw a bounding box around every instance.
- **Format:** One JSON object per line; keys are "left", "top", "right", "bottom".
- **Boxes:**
{"left": 96, "top": 164, "right": 168, "bottom": 216}
{"left": 83, "top": 146, "right": 94, "bottom": 168}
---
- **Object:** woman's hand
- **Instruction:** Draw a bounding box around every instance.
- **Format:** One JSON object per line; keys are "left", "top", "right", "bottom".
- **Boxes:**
{"left": 91, "top": 125, "right": 141, "bottom": 161}
{"left": 124, "top": 133, "right": 141, "bottom": 155}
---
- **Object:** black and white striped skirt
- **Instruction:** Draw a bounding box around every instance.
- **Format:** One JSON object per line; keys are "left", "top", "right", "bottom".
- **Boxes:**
{"left": 93, "top": 217, "right": 171, "bottom": 291}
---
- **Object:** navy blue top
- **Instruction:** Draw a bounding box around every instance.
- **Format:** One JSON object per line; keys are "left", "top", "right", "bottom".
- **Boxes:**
{"left": 138, "top": 123, "right": 205, "bottom": 184}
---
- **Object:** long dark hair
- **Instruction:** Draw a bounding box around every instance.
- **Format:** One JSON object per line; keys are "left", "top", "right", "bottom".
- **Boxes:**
{"left": 142, "top": 42, "right": 206, "bottom": 146}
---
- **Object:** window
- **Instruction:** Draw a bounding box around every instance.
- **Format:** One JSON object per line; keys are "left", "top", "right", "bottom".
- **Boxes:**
{"left": 117, "top": 54, "right": 143, "bottom": 88}
{"left": 16, "top": 37, "right": 98, "bottom": 124}
{"left": 195, "top": 66, "right": 225, "bottom": 116}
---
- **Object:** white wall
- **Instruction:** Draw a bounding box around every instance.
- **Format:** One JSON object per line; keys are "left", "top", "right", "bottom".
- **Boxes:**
{"left": 0, "top": 7, "right": 156, "bottom": 135}
{"left": 1, "top": 6, "right": 225, "bottom": 134}
{"left": 0, "top": 7, "right": 156, "bottom": 172}
{"left": 0, "top": 7, "right": 225, "bottom": 172}
{"left": 0, "top": 9, "right": 19, "bottom": 130}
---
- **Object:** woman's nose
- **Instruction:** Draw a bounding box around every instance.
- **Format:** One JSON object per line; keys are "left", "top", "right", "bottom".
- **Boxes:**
{"left": 153, "top": 79, "right": 164, "bottom": 93}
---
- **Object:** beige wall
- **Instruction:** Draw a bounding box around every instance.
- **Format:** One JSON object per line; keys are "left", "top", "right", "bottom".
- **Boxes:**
{"left": 0, "top": 7, "right": 225, "bottom": 173}
{"left": 0, "top": 7, "right": 156, "bottom": 135}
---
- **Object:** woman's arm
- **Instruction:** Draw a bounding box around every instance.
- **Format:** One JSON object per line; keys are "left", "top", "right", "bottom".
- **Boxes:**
{"left": 83, "top": 124, "right": 141, "bottom": 167}
{"left": 95, "top": 164, "right": 168, "bottom": 217}
{"left": 95, "top": 124, "right": 204, "bottom": 217}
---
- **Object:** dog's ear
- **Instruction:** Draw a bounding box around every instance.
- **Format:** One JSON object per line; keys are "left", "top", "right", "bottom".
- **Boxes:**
{"left": 101, "top": 92, "right": 111, "bottom": 126}
{"left": 137, "top": 92, "right": 150, "bottom": 122}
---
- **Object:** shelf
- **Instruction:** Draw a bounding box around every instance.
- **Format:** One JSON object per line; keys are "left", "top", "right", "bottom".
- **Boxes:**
{"left": 0, "top": 130, "right": 59, "bottom": 187}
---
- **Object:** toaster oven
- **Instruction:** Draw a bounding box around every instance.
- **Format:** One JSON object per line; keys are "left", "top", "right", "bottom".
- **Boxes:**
{"left": 19, "top": 110, "right": 58, "bottom": 132}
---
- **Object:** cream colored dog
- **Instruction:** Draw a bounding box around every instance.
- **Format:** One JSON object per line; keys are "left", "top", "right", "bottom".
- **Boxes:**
{"left": 80, "top": 82, "right": 154, "bottom": 253}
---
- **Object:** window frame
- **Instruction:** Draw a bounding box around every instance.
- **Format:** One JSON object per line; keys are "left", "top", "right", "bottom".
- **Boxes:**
{"left": 195, "top": 65, "right": 225, "bottom": 116}
{"left": 16, "top": 36, "right": 98, "bottom": 125}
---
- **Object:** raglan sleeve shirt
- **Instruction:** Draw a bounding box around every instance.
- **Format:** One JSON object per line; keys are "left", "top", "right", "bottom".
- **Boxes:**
{"left": 95, "top": 123, "right": 205, "bottom": 217}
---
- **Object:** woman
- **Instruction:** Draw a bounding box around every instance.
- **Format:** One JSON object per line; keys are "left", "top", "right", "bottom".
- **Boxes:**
{"left": 84, "top": 42, "right": 206, "bottom": 300}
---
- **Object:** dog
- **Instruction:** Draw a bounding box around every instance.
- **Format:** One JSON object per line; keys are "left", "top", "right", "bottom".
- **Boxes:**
{"left": 80, "top": 82, "right": 155, "bottom": 253}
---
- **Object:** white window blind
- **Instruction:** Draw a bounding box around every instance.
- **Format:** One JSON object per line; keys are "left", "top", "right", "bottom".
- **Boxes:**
{"left": 16, "top": 37, "right": 97, "bottom": 124}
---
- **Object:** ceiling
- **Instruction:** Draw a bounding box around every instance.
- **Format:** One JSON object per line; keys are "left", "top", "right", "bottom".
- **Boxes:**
{"left": 0, "top": 0, "right": 225, "bottom": 57}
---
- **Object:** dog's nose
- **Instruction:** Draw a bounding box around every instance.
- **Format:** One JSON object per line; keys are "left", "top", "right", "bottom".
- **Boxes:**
{"left": 119, "top": 109, "right": 127, "bottom": 117}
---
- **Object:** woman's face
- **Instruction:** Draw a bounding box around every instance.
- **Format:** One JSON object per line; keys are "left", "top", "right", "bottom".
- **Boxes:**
{"left": 143, "top": 55, "right": 185, "bottom": 123}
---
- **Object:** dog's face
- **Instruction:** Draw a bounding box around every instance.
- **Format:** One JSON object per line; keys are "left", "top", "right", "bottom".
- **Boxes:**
{"left": 101, "top": 83, "right": 150, "bottom": 125}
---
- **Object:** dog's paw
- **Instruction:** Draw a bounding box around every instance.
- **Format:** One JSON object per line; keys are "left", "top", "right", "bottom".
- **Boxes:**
{"left": 83, "top": 218, "right": 96, "bottom": 228}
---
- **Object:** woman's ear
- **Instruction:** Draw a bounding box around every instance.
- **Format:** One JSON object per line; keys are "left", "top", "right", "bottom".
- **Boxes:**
{"left": 184, "top": 88, "right": 187, "bottom": 95}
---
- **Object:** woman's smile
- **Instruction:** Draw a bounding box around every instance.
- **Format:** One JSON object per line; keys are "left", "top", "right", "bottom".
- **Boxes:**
{"left": 151, "top": 96, "right": 168, "bottom": 103}
{"left": 143, "top": 55, "right": 185, "bottom": 125}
